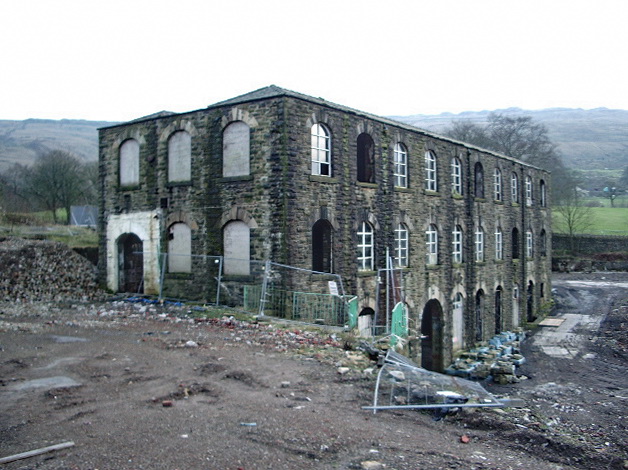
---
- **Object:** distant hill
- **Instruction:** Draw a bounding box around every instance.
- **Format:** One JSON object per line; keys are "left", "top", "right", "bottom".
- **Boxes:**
{"left": 0, "top": 119, "right": 116, "bottom": 172}
{"left": 390, "top": 108, "right": 628, "bottom": 172}
{"left": 1, "top": 108, "right": 627, "bottom": 178}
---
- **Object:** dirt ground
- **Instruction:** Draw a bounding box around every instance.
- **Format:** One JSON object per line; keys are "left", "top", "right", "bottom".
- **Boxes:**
{"left": 0, "top": 273, "right": 626, "bottom": 470}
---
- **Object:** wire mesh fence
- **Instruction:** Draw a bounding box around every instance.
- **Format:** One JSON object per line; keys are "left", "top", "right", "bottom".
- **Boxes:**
{"left": 155, "top": 254, "right": 353, "bottom": 327}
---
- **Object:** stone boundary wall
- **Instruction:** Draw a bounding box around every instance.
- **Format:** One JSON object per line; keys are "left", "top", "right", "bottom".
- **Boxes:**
{"left": 552, "top": 234, "right": 628, "bottom": 254}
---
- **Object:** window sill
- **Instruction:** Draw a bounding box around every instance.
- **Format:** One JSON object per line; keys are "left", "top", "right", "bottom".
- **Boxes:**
{"left": 394, "top": 186, "right": 411, "bottom": 193}
{"left": 452, "top": 263, "right": 464, "bottom": 268}
{"left": 220, "top": 175, "right": 253, "bottom": 183}
{"left": 426, "top": 264, "right": 440, "bottom": 270}
{"left": 474, "top": 197, "right": 487, "bottom": 203}
{"left": 309, "top": 175, "right": 338, "bottom": 184}
{"left": 357, "top": 182, "right": 378, "bottom": 189}
{"left": 493, "top": 199, "right": 504, "bottom": 205}
{"left": 222, "top": 274, "right": 256, "bottom": 282}
{"left": 357, "top": 270, "right": 377, "bottom": 277}
{"left": 424, "top": 190, "right": 440, "bottom": 197}
{"left": 165, "top": 272, "right": 193, "bottom": 280}
{"left": 311, "top": 273, "right": 337, "bottom": 281}
{"left": 167, "top": 181, "right": 192, "bottom": 188}
{"left": 452, "top": 193, "right": 464, "bottom": 200}
{"left": 119, "top": 184, "right": 141, "bottom": 191}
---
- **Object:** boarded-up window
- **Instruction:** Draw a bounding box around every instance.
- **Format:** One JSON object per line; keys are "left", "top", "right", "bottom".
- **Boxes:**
{"left": 119, "top": 139, "right": 139, "bottom": 186}
{"left": 168, "top": 131, "right": 191, "bottom": 182}
{"left": 223, "top": 121, "right": 250, "bottom": 177}
{"left": 168, "top": 222, "right": 192, "bottom": 273}
{"left": 223, "top": 221, "right": 250, "bottom": 275}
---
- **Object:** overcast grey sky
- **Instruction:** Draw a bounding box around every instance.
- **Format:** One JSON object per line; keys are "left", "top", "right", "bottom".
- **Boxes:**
{"left": 2, "top": 0, "right": 627, "bottom": 122}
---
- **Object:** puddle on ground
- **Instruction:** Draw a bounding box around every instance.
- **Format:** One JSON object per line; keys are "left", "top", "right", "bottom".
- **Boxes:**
{"left": 37, "top": 357, "right": 80, "bottom": 370}
{"left": 50, "top": 335, "right": 88, "bottom": 343}
{"left": 561, "top": 280, "right": 628, "bottom": 289}
{"left": 10, "top": 376, "right": 81, "bottom": 391}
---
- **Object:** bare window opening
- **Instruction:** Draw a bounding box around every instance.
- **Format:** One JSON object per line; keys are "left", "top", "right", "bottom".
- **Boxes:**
{"left": 357, "top": 133, "right": 375, "bottom": 183}
{"left": 511, "top": 227, "right": 520, "bottom": 259}
{"left": 474, "top": 162, "right": 484, "bottom": 198}
{"left": 495, "top": 286, "right": 503, "bottom": 334}
{"left": 312, "top": 219, "right": 333, "bottom": 273}
{"left": 475, "top": 289, "right": 485, "bottom": 342}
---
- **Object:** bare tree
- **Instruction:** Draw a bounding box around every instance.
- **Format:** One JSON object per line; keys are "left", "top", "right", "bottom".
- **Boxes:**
{"left": 554, "top": 187, "right": 594, "bottom": 251}
{"left": 444, "top": 113, "right": 574, "bottom": 202}
{"left": 20, "top": 150, "right": 91, "bottom": 224}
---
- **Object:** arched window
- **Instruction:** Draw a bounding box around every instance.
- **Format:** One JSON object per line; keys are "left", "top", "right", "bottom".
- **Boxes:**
{"left": 168, "top": 130, "right": 192, "bottom": 182}
{"left": 525, "top": 176, "right": 533, "bottom": 206}
{"left": 511, "top": 172, "right": 519, "bottom": 203}
{"left": 425, "top": 224, "right": 438, "bottom": 265}
{"left": 119, "top": 139, "right": 139, "bottom": 186}
{"left": 540, "top": 229, "right": 547, "bottom": 257}
{"left": 495, "top": 226, "right": 503, "bottom": 260}
{"left": 474, "top": 162, "right": 484, "bottom": 198}
{"left": 357, "top": 133, "right": 375, "bottom": 183}
{"left": 393, "top": 143, "right": 408, "bottom": 188}
{"left": 494, "top": 168, "right": 502, "bottom": 201}
{"left": 512, "top": 227, "right": 520, "bottom": 259}
{"left": 452, "top": 225, "right": 463, "bottom": 264}
{"left": 425, "top": 150, "right": 437, "bottom": 191}
{"left": 540, "top": 179, "right": 547, "bottom": 207}
{"left": 475, "top": 226, "right": 484, "bottom": 262}
{"left": 526, "top": 229, "right": 533, "bottom": 258}
{"left": 312, "top": 220, "right": 333, "bottom": 273}
{"left": 451, "top": 157, "right": 462, "bottom": 195}
{"left": 357, "top": 222, "right": 374, "bottom": 271}
{"left": 222, "top": 121, "right": 250, "bottom": 177}
{"left": 168, "top": 222, "right": 191, "bottom": 273}
{"left": 223, "top": 220, "right": 250, "bottom": 275}
{"left": 395, "top": 223, "right": 409, "bottom": 267}
{"left": 311, "top": 124, "right": 331, "bottom": 176}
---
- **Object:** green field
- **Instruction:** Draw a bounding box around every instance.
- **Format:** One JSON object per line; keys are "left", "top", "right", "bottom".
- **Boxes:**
{"left": 552, "top": 206, "right": 628, "bottom": 235}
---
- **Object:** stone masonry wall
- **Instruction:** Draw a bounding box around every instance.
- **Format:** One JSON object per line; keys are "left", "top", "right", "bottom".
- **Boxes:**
{"left": 99, "top": 88, "right": 551, "bottom": 369}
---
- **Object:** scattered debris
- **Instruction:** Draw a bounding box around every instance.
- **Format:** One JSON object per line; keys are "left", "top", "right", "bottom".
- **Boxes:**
{"left": 366, "top": 350, "right": 521, "bottom": 414}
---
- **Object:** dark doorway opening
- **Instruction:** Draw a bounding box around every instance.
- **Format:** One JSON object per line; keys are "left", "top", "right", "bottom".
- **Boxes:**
{"left": 421, "top": 299, "right": 444, "bottom": 372}
{"left": 118, "top": 233, "right": 143, "bottom": 293}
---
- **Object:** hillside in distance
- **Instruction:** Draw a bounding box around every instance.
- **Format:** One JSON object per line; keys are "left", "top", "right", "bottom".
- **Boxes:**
{"left": 0, "top": 119, "right": 116, "bottom": 173}
{"left": 1, "top": 108, "right": 626, "bottom": 176}
{"left": 390, "top": 107, "right": 628, "bottom": 172}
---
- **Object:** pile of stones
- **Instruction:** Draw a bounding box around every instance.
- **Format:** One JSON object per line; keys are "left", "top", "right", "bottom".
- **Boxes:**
{"left": 445, "top": 331, "right": 526, "bottom": 384}
{"left": 0, "top": 237, "right": 106, "bottom": 302}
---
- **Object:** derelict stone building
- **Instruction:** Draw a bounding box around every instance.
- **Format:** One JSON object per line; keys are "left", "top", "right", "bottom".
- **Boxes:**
{"left": 99, "top": 85, "right": 551, "bottom": 371}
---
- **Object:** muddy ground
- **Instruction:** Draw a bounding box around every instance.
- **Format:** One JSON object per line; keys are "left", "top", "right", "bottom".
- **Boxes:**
{"left": 0, "top": 272, "right": 626, "bottom": 470}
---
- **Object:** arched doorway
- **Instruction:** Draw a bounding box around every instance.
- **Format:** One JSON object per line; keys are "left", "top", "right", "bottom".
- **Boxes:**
{"left": 495, "top": 286, "right": 503, "bottom": 334}
{"left": 475, "top": 290, "right": 485, "bottom": 342}
{"left": 527, "top": 281, "right": 535, "bottom": 322}
{"left": 117, "top": 233, "right": 143, "bottom": 293}
{"left": 358, "top": 307, "right": 374, "bottom": 337}
{"left": 421, "top": 300, "right": 444, "bottom": 372}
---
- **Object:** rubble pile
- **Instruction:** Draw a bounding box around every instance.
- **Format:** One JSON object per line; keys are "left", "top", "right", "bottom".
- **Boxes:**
{"left": 445, "top": 331, "right": 526, "bottom": 384}
{"left": 0, "top": 238, "right": 105, "bottom": 302}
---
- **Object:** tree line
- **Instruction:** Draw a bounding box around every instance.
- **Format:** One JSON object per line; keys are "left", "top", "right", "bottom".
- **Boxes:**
{"left": 0, "top": 150, "right": 97, "bottom": 224}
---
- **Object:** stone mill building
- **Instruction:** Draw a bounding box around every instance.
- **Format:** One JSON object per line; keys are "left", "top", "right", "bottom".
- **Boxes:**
{"left": 98, "top": 85, "right": 551, "bottom": 371}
